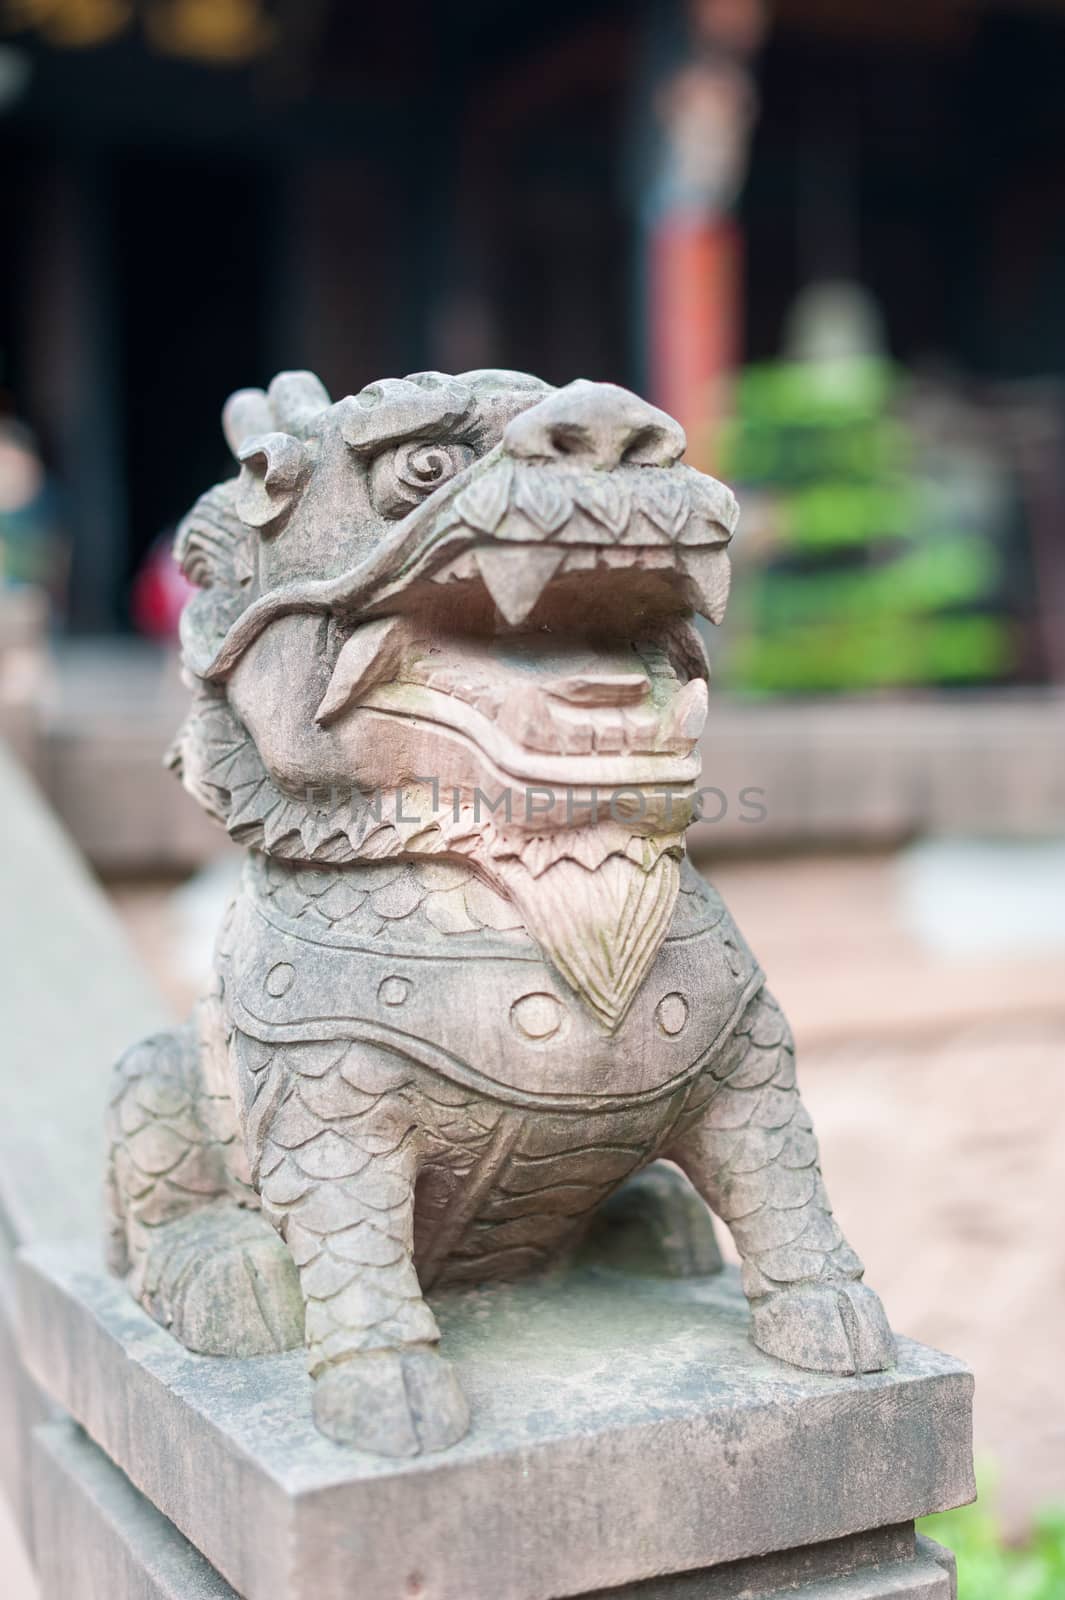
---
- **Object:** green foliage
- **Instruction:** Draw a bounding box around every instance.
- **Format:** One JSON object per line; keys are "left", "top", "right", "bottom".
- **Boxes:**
{"left": 717, "top": 353, "right": 1015, "bottom": 692}
{"left": 730, "top": 615, "right": 1011, "bottom": 695}
{"left": 920, "top": 1478, "right": 1065, "bottom": 1600}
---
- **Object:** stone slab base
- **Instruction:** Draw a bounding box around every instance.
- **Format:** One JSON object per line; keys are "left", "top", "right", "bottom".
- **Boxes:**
{"left": 18, "top": 1244, "right": 974, "bottom": 1600}
{"left": 30, "top": 1419, "right": 958, "bottom": 1600}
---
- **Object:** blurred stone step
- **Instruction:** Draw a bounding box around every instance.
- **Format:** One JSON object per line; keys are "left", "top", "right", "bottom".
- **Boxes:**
{"left": 32, "top": 1422, "right": 236, "bottom": 1600}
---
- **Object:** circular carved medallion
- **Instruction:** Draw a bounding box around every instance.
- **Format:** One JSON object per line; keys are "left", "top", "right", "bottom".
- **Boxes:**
{"left": 655, "top": 992, "right": 689, "bottom": 1036}
{"left": 265, "top": 962, "right": 295, "bottom": 998}
{"left": 378, "top": 975, "right": 412, "bottom": 1008}
{"left": 510, "top": 992, "right": 564, "bottom": 1041}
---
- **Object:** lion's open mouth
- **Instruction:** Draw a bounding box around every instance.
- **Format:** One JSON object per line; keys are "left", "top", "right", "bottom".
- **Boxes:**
{"left": 318, "top": 629, "right": 704, "bottom": 813}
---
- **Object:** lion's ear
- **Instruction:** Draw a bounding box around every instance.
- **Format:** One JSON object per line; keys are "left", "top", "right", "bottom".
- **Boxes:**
{"left": 234, "top": 432, "right": 306, "bottom": 529}
{"left": 222, "top": 387, "right": 273, "bottom": 456}
{"left": 266, "top": 370, "right": 331, "bottom": 433}
{"left": 222, "top": 373, "right": 331, "bottom": 456}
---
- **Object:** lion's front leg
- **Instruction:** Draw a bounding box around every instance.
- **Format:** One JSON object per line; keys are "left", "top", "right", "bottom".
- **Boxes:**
{"left": 668, "top": 989, "right": 895, "bottom": 1375}
{"left": 233, "top": 1034, "right": 469, "bottom": 1455}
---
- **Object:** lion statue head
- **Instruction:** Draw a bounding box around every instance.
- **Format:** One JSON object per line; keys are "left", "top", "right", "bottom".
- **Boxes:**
{"left": 170, "top": 369, "right": 737, "bottom": 1031}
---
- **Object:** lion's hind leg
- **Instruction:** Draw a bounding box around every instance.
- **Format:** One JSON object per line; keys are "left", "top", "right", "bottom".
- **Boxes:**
{"left": 106, "top": 1018, "right": 302, "bottom": 1355}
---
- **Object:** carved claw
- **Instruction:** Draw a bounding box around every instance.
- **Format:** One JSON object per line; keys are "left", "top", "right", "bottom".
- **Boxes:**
{"left": 141, "top": 1204, "right": 304, "bottom": 1358}
{"left": 750, "top": 1281, "right": 896, "bottom": 1376}
{"left": 312, "top": 1344, "right": 470, "bottom": 1456}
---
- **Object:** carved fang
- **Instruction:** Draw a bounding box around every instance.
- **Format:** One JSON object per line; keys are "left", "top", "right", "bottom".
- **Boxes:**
{"left": 681, "top": 548, "right": 732, "bottom": 624}
{"left": 660, "top": 678, "right": 709, "bottom": 750}
{"left": 474, "top": 545, "right": 565, "bottom": 626}
{"left": 316, "top": 616, "right": 405, "bottom": 725}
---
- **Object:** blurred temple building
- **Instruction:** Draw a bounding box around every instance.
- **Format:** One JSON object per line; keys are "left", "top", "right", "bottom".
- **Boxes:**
{"left": 1, "top": 0, "right": 1065, "bottom": 674}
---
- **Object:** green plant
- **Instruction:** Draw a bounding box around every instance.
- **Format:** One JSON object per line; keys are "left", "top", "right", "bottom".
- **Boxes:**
{"left": 920, "top": 1477, "right": 1065, "bottom": 1600}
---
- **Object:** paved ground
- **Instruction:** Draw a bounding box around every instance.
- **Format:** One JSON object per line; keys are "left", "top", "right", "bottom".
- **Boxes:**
{"left": 6, "top": 848, "right": 1056, "bottom": 1592}
{"left": 712, "top": 852, "right": 1065, "bottom": 1537}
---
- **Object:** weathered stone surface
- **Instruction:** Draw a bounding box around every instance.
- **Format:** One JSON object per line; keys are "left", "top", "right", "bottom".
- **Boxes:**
{"left": 0, "top": 742, "right": 167, "bottom": 1250}
{"left": 32, "top": 1420, "right": 237, "bottom": 1600}
{"left": 0, "top": 739, "right": 168, "bottom": 1551}
{"left": 0, "top": 1271, "right": 53, "bottom": 1553}
{"left": 583, "top": 1528, "right": 956, "bottom": 1597}
{"left": 30, "top": 1421, "right": 959, "bottom": 1600}
{"left": 106, "top": 370, "right": 897, "bottom": 1453}
{"left": 18, "top": 1245, "right": 973, "bottom": 1600}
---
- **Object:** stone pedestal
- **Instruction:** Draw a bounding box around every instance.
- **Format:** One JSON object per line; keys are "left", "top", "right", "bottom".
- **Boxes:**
{"left": 32, "top": 1422, "right": 237, "bottom": 1600}
{"left": 18, "top": 1244, "right": 973, "bottom": 1600}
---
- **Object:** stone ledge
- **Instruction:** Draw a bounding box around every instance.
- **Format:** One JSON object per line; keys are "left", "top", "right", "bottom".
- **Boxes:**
{"left": 17, "top": 1243, "right": 974, "bottom": 1600}
{"left": 586, "top": 1530, "right": 956, "bottom": 1597}
{"left": 29, "top": 1420, "right": 958, "bottom": 1600}
{"left": 32, "top": 1421, "right": 237, "bottom": 1600}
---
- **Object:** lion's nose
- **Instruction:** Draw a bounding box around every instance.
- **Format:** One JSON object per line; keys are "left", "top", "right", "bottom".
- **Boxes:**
{"left": 502, "top": 380, "right": 686, "bottom": 469}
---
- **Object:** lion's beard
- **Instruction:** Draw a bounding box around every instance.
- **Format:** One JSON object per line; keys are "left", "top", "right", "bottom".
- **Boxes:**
{"left": 491, "top": 846, "right": 681, "bottom": 1034}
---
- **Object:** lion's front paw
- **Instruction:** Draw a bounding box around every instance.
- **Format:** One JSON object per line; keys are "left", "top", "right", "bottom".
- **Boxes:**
{"left": 750, "top": 1281, "right": 895, "bottom": 1376}
{"left": 313, "top": 1344, "right": 470, "bottom": 1455}
{"left": 141, "top": 1203, "right": 304, "bottom": 1357}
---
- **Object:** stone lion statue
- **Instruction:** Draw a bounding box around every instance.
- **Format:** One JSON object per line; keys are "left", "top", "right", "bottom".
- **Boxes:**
{"left": 107, "top": 369, "right": 894, "bottom": 1455}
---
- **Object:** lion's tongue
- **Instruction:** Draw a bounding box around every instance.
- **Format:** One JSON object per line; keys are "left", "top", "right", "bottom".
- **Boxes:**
{"left": 493, "top": 849, "right": 680, "bottom": 1034}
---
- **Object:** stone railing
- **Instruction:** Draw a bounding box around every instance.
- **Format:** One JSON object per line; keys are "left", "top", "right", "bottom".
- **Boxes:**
{"left": 0, "top": 742, "right": 235, "bottom": 1596}
{"left": 0, "top": 738, "right": 975, "bottom": 1599}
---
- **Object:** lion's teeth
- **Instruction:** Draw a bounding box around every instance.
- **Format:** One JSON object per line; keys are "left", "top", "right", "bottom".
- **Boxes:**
{"left": 430, "top": 550, "right": 479, "bottom": 582}
{"left": 505, "top": 689, "right": 564, "bottom": 753}
{"left": 659, "top": 678, "right": 709, "bottom": 750}
{"left": 474, "top": 686, "right": 504, "bottom": 719}
{"left": 560, "top": 548, "right": 596, "bottom": 573}
{"left": 473, "top": 545, "right": 564, "bottom": 625}
{"left": 680, "top": 547, "right": 732, "bottom": 624}
{"left": 689, "top": 475, "right": 740, "bottom": 535}
{"left": 553, "top": 709, "right": 595, "bottom": 755}
{"left": 315, "top": 617, "right": 404, "bottom": 725}
{"left": 623, "top": 706, "right": 659, "bottom": 751}
{"left": 547, "top": 671, "right": 647, "bottom": 706}
{"left": 677, "top": 514, "right": 733, "bottom": 547}
{"left": 598, "top": 547, "right": 639, "bottom": 568}
{"left": 593, "top": 716, "right": 626, "bottom": 755}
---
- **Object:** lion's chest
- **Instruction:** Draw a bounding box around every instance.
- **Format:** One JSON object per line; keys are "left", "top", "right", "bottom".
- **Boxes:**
{"left": 221, "top": 855, "right": 761, "bottom": 1111}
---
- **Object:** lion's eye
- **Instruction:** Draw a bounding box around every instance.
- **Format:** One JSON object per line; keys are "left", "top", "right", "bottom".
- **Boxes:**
{"left": 369, "top": 440, "right": 474, "bottom": 518}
